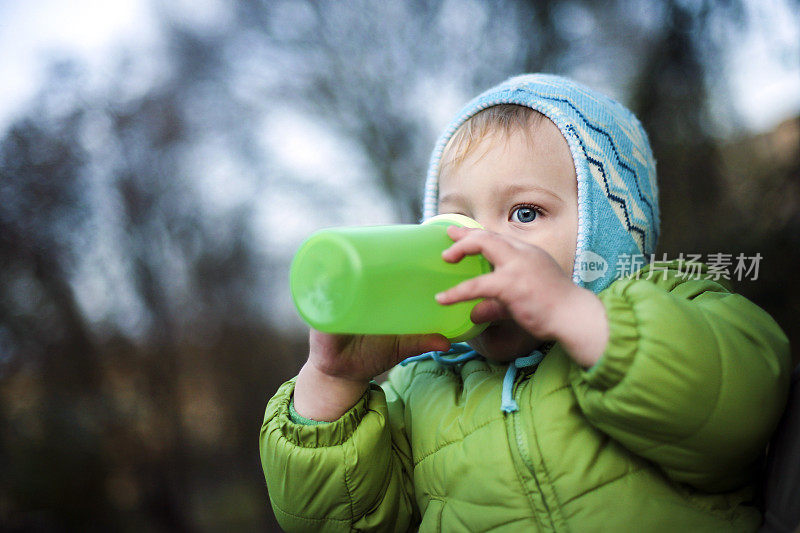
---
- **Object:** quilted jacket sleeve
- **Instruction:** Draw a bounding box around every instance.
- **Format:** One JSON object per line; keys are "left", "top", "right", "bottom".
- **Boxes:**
{"left": 570, "top": 261, "right": 792, "bottom": 493}
{"left": 259, "top": 367, "right": 419, "bottom": 532}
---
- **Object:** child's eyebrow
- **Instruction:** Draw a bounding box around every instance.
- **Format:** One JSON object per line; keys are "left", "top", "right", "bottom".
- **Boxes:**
{"left": 498, "top": 183, "right": 564, "bottom": 203}
{"left": 439, "top": 184, "right": 564, "bottom": 207}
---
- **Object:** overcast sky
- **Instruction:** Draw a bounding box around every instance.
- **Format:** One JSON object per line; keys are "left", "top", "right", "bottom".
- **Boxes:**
{"left": 0, "top": 0, "right": 798, "bottom": 135}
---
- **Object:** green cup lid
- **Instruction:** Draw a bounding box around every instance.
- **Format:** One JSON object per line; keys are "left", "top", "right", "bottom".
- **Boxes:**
{"left": 423, "top": 213, "right": 485, "bottom": 229}
{"left": 424, "top": 213, "right": 490, "bottom": 342}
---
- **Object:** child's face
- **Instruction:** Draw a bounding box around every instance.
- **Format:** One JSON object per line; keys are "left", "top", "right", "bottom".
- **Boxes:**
{"left": 438, "top": 117, "right": 578, "bottom": 361}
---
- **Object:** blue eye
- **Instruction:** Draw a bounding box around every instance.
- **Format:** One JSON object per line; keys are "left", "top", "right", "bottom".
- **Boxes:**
{"left": 511, "top": 205, "right": 539, "bottom": 223}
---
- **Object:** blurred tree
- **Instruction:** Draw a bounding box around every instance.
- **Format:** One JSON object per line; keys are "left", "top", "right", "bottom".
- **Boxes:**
{"left": 232, "top": 0, "right": 546, "bottom": 222}
{"left": 0, "top": 63, "right": 118, "bottom": 529}
{"left": 630, "top": 0, "right": 800, "bottom": 367}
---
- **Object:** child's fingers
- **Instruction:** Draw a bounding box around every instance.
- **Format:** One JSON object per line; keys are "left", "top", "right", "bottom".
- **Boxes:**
{"left": 445, "top": 224, "right": 475, "bottom": 240}
{"left": 435, "top": 272, "right": 503, "bottom": 305}
{"left": 442, "top": 229, "right": 514, "bottom": 265}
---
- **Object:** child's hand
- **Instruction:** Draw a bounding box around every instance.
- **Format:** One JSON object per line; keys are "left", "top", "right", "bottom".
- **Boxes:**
{"left": 293, "top": 329, "right": 450, "bottom": 421}
{"left": 435, "top": 226, "right": 608, "bottom": 368}
{"left": 308, "top": 329, "right": 450, "bottom": 383}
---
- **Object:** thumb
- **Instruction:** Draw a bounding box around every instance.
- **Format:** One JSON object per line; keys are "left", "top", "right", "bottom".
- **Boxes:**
{"left": 397, "top": 334, "right": 451, "bottom": 358}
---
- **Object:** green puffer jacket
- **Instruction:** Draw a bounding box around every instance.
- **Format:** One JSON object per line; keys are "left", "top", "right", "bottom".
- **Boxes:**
{"left": 260, "top": 262, "right": 792, "bottom": 532}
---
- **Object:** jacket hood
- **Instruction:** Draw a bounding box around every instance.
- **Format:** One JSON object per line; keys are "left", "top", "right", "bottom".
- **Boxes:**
{"left": 422, "top": 73, "right": 660, "bottom": 294}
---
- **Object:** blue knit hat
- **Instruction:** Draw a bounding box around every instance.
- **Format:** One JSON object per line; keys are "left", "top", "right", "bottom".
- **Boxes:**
{"left": 422, "top": 73, "right": 660, "bottom": 294}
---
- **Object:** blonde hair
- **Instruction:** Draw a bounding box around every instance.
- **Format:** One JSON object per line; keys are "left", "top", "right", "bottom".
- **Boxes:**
{"left": 439, "top": 104, "right": 545, "bottom": 173}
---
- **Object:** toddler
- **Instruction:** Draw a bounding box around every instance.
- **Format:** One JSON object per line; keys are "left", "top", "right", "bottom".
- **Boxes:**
{"left": 260, "top": 74, "right": 791, "bottom": 532}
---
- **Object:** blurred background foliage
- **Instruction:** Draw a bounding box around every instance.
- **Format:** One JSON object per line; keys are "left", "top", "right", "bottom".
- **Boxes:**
{"left": 0, "top": 0, "right": 798, "bottom": 531}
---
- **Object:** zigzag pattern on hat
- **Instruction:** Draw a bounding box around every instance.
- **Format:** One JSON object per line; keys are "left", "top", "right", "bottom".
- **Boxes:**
{"left": 539, "top": 96, "right": 657, "bottom": 254}
{"left": 568, "top": 124, "right": 648, "bottom": 252}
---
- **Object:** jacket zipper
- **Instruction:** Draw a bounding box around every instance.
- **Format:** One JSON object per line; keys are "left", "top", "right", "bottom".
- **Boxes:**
{"left": 509, "top": 373, "right": 557, "bottom": 530}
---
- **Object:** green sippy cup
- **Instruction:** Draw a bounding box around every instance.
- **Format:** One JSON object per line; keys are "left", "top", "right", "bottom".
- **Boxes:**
{"left": 289, "top": 213, "right": 492, "bottom": 342}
